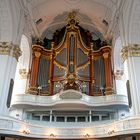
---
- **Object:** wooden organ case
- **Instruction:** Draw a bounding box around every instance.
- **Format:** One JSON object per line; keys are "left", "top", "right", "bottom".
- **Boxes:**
{"left": 29, "top": 14, "right": 113, "bottom": 96}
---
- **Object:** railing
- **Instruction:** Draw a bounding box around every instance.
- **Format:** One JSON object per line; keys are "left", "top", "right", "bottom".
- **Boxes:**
{"left": 11, "top": 90, "right": 128, "bottom": 108}
{"left": 0, "top": 116, "right": 140, "bottom": 139}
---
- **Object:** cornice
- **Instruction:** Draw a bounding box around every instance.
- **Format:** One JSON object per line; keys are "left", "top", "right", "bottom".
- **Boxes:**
{"left": 121, "top": 44, "right": 140, "bottom": 61}
{"left": 0, "top": 42, "right": 22, "bottom": 61}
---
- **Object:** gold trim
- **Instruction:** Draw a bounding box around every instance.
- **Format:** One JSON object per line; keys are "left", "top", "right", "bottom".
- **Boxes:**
{"left": 34, "top": 51, "right": 41, "bottom": 58}
{"left": 77, "top": 61, "right": 90, "bottom": 71}
{"left": 66, "top": 11, "right": 79, "bottom": 27}
{"left": 0, "top": 42, "right": 21, "bottom": 61}
{"left": 121, "top": 44, "right": 140, "bottom": 61}
{"left": 54, "top": 60, "right": 67, "bottom": 71}
{"left": 103, "top": 52, "right": 109, "bottom": 59}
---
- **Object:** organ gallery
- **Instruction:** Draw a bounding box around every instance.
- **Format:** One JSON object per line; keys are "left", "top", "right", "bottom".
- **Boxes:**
{"left": 29, "top": 12, "right": 113, "bottom": 96}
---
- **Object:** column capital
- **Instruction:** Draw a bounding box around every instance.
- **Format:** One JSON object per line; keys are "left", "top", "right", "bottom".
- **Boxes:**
{"left": 34, "top": 51, "right": 41, "bottom": 58}
{"left": 103, "top": 52, "right": 109, "bottom": 59}
{"left": 0, "top": 42, "right": 22, "bottom": 61}
{"left": 121, "top": 44, "right": 140, "bottom": 62}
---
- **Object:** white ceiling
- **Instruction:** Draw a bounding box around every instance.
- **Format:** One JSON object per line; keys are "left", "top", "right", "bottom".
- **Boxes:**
{"left": 24, "top": 0, "right": 120, "bottom": 39}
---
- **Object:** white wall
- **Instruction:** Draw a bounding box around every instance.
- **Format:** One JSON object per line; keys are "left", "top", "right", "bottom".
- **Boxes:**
{"left": 12, "top": 35, "right": 30, "bottom": 95}
{"left": 0, "top": 0, "right": 25, "bottom": 116}
{"left": 0, "top": 55, "right": 17, "bottom": 115}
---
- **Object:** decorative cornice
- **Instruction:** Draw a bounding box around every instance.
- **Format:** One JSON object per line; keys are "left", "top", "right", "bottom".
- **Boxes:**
{"left": 121, "top": 44, "right": 140, "bottom": 61}
{"left": 0, "top": 42, "right": 22, "bottom": 61}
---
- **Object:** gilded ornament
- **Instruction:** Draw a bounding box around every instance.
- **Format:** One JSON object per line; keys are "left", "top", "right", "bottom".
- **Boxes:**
{"left": 0, "top": 42, "right": 21, "bottom": 61}
{"left": 103, "top": 52, "right": 109, "bottom": 59}
{"left": 19, "top": 69, "right": 28, "bottom": 79}
{"left": 34, "top": 51, "right": 41, "bottom": 58}
{"left": 121, "top": 44, "right": 140, "bottom": 61}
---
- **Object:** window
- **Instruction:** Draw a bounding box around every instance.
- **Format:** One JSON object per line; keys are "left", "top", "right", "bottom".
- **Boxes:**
{"left": 32, "top": 115, "right": 40, "bottom": 120}
{"left": 7, "top": 79, "right": 14, "bottom": 108}
{"left": 77, "top": 117, "right": 85, "bottom": 122}
{"left": 67, "top": 117, "right": 75, "bottom": 122}
{"left": 56, "top": 117, "right": 65, "bottom": 122}
{"left": 42, "top": 116, "right": 50, "bottom": 121}
{"left": 92, "top": 116, "right": 99, "bottom": 121}
{"left": 102, "top": 115, "right": 109, "bottom": 120}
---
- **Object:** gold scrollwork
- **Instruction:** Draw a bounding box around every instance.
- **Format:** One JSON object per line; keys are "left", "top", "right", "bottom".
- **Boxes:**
{"left": 0, "top": 42, "right": 22, "bottom": 61}
{"left": 54, "top": 60, "right": 67, "bottom": 71}
{"left": 77, "top": 61, "right": 90, "bottom": 71}
{"left": 121, "top": 44, "right": 140, "bottom": 61}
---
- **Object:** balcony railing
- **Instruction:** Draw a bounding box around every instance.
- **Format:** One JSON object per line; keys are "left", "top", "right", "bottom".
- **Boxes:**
{"left": 0, "top": 115, "right": 140, "bottom": 139}
{"left": 11, "top": 90, "right": 128, "bottom": 108}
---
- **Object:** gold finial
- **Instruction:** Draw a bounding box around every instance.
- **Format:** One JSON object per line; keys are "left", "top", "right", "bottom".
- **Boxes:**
{"left": 66, "top": 11, "right": 79, "bottom": 26}
{"left": 68, "top": 11, "right": 76, "bottom": 19}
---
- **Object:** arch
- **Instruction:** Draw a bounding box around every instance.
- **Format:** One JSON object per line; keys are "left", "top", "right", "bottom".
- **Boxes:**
{"left": 113, "top": 37, "right": 127, "bottom": 96}
{"left": 0, "top": 0, "right": 13, "bottom": 42}
{"left": 12, "top": 35, "right": 30, "bottom": 95}
{"left": 129, "top": 0, "right": 140, "bottom": 44}
{"left": 113, "top": 36, "right": 123, "bottom": 72}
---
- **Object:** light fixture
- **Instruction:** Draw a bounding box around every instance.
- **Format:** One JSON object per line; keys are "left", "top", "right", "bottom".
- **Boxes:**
{"left": 50, "top": 133, "right": 55, "bottom": 137}
{"left": 108, "top": 130, "right": 115, "bottom": 135}
{"left": 22, "top": 129, "right": 30, "bottom": 134}
{"left": 84, "top": 133, "right": 90, "bottom": 137}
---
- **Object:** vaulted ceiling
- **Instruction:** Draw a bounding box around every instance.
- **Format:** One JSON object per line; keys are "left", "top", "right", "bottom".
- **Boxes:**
{"left": 23, "top": 0, "right": 122, "bottom": 39}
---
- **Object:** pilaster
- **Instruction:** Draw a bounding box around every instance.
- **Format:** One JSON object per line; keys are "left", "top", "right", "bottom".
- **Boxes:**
{"left": 103, "top": 50, "right": 112, "bottom": 94}
{"left": 121, "top": 44, "right": 140, "bottom": 115}
{"left": 89, "top": 43, "right": 94, "bottom": 96}
{"left": 49, "top": 42, "right": 55, "bottom": 95}
{"left": 29, "top": 45, "right": 41, "bottom": 94}
{"left": 0, "top": 42, "right": 21, "bottom": 115}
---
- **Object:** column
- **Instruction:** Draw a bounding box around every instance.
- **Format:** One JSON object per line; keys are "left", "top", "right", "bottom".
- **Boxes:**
{"left": 50, "top": 110, "right": 52, "bottom": 122}
{"left": 0, "top": 42, "right": 21, "bottom": 115}
{"left": 49, "top": 42, "right": 55, "bottom": 95}
{"left": 121, "top": 45, "right": 140, "bottom": 115}
{"left": 89, "top": 110, "right": 92, "bottom": 122}
{"left": 29, "top": 46, "right": 41, "bottom": 94}
{"left": 89, "top": 43, "right": 94, "bottom": 95}
{"left": 103, "top": 51, "right": 112, "bottom": 94}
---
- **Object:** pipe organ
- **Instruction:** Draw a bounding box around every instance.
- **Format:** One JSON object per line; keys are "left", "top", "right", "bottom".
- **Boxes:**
{"left": 29, "top": 13, "right": 113, "bottom": 96}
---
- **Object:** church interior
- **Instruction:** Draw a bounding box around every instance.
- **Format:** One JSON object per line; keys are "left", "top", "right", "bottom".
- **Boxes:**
{"left": 0, "top": 0, "right": 140, "bottom": 140}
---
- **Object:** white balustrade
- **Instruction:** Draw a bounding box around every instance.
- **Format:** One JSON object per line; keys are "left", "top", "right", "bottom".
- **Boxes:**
{"left": 0, "top": 116, "right": 140, "bottom": 139}
{"left": 11, "top": 90, "right": 128, "bottom": 108}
